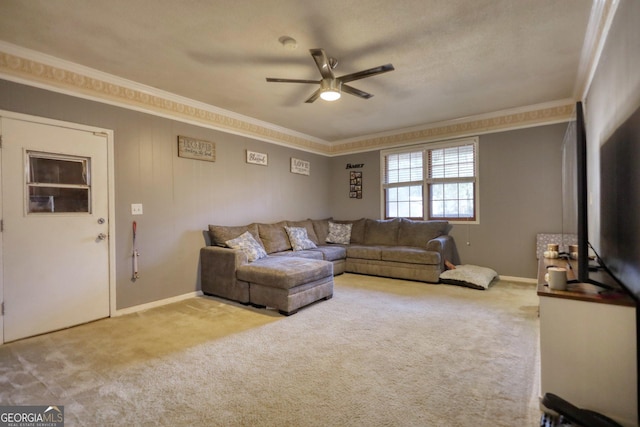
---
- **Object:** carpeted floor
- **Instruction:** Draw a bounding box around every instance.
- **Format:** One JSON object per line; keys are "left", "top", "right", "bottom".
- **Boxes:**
{"left": 0, "top": 274, "right": 541, "bottom": 426}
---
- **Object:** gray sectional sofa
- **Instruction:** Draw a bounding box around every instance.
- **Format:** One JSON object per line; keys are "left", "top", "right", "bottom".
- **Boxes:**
{"left": 200, "top": 217, "right": 459, "bottom": 315}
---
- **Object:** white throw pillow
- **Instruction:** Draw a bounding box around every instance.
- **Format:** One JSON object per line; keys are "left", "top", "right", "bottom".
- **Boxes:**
{"left": 326, "top": 222, "right": 352, "bottom": 244}
{"left": 284, "top": 226, "right": 317, "bottom": 251}
{"left": 225, "top": 231, "right": 267, "bottom": 262}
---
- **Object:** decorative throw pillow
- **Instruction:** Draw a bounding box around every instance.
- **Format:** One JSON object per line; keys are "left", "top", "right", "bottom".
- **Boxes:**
{"left": 326, "top": 221, "right": 352, "bottom": 244}
{"left": 209, "top": 223, "right": 260, "bottom": 247}
{"left": 284, "top": 226, "right": 317, "bottom": 251}
{"left": 225, "top": 231, "right": 267, "bottom": 262}
{"left": 287, "top": 220, "right": 319, "bottom": 244}
{"left": 439, "top": 264, "right": 498, "bottom": 290}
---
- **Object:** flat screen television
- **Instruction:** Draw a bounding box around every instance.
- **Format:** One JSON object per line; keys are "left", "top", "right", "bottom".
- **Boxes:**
{"left": 598, "top": 102, "right": 640, "bottom": 302}
{"left": 566, "top": 101, "right": 640, "bottom": 299}
{"left": 571, "top": 101, "right": 640, "bottom": 425}
{"left": 575, "top": 101, "right": 606, "bottom": 287}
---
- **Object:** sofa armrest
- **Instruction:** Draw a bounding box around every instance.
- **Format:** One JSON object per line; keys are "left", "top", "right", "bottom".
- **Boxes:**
{"left": 200, "top": 246, "right": 250, "bottom": 302}
{"left": 427, "top": 235, "right": 461, "bottom": 269}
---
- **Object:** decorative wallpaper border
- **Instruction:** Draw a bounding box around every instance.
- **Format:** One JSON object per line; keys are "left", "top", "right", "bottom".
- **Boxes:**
{"left": 329, "top": 103, "right": 575, "bottom": 154}
{"left": 0, "top": 49, "right": 329, "bottom": 154}
{"left": 0, "top": 47, "right": 573, "bottom": 156}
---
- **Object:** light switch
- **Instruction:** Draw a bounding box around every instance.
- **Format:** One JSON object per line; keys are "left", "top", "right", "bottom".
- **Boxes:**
{"left": 131, "top": 203, "right": 143, "bottom": 215}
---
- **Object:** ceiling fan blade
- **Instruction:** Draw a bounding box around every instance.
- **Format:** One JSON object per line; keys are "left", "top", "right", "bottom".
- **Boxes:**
{"left": 309, "top": 48, "right": 335, "bottom": 80}
{"left": 266, "top": 77, "right": 319, "bottom": 84}
{"left": 305, "top": 88, "right": 322, "bottom": 103}
{"left": 338, "top": 64, "right": 394, "bottom": 84}
{"left": 342, "top": 84, "right": 374, "bottom": 99}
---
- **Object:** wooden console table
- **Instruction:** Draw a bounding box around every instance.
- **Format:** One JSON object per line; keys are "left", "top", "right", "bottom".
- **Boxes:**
{"left": 537, "top": 257, "right": 635, "bottom": 306}
{"left": 537, "top": 257, "right": 638, "bottom": 425}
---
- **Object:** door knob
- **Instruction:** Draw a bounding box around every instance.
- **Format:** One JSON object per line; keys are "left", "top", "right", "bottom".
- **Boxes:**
{"left": 98, "top": 233, "right": 107, "bottom": 240}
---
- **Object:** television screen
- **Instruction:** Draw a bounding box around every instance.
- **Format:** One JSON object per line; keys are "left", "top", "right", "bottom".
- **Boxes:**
{"left": 573, "top": 101, "right": 620, "bottom": 292}
{"left": 600, "top": 104, "right": 640, "bottom": 302}
{"left": 576, "top": 102, "right": 590, "bottom": 284}
{"left": 561, "top": 111, "right": 578, "bottom": 248}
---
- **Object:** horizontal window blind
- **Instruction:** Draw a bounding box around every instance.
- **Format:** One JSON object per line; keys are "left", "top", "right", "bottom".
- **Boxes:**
{"left": 427, "top": 143, "right": 475, "bottom": 181}
{"left": 383, "top": 151, "right": 423, "bottom": 185}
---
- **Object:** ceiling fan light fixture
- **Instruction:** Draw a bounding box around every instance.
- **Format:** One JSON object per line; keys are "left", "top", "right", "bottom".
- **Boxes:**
{"left": 320, "top": 89, "right": 341, "bottom": 101}
{"left": 266, "top": 48, "right": 394, "bottom": 103}
{"left": 320, "top": 79, "right": 341, "bottom": 101}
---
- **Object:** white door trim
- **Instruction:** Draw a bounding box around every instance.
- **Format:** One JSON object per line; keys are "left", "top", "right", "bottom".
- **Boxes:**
{"left": 0, "top": 110, "right": 116, "bottom": 344}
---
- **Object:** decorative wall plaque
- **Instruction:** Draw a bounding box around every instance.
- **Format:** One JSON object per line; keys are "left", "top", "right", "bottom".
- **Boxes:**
{"left": 246, "top": 150, "right": 268, "bottom": 166}
{"left": 177, "top": 135, "right": 215, "bottom": 162}
{"left": 290, "top": 157, "right": 310, "bottom": 175}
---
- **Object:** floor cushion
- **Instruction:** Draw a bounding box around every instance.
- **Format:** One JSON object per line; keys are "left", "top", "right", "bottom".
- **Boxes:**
{"left": 439, "top": 264, "right": 498, "bottom": 290}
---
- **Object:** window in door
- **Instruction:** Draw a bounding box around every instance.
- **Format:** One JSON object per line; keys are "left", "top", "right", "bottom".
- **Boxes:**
{"left": 26, "top": 152, "right": 91, "bottom": 214}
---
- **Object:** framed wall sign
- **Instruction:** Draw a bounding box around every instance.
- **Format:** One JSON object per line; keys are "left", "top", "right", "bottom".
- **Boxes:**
{"left": 246, "top": 150, "right": 268, "bottom": 166}
{"left": 290, "top": 157, "right": 310, "bottom": 175}
{"left": 177, "top": 135, "right": 215, "bottom": 162}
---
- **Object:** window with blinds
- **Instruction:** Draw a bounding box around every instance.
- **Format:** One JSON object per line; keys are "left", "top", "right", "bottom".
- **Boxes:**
{"left": 381, "top": 138, "right": 478, "bottom": 222}
{"left": 382, "top": 150, "right": 424, "bottom": 219}
{"left": 427, "top": 142, "right": 476, "bottom": 221}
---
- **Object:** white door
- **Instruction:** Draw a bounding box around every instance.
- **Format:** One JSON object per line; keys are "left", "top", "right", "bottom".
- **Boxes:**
{"left": 1, "top": 117, "right": 110, "bottom": 342}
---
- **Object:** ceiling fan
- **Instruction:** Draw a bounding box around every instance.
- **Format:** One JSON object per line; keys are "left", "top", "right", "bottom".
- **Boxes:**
{"left": 266, "top": 48, "right": 394, "bottom": 103}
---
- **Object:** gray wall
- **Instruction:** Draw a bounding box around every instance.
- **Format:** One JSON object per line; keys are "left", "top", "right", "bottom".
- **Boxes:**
{"left": 0, "top": 78, "right": 567, "bottom": 312}
{"left": 328, "top": 151, "right": 381, "bottom": 219}
{"left": 330, "top": 124, "right": 567, "bottom": 279}
{"left": 0, "top": 80, "right": 331, "bottom": 309}
{"left": 457, "top": 125, "right": 564, "bottom": 277}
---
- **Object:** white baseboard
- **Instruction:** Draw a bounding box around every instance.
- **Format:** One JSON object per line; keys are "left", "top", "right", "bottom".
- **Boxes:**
{"left": 499, "top": 275, "right": 537, "bottom": 284}
{"left": 114, "top": 290, "right": 204, "bottom": 317}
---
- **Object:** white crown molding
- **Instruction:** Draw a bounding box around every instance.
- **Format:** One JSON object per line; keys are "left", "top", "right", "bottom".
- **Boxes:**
{"left": 0, "top": 41, "right": 576, "bottom": 157}
{"left": 574, "top": 0, "right": 620, "bottom": 101}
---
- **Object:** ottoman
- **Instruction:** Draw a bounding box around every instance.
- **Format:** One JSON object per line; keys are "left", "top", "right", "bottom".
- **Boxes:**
{"left": 236, "top": 256, "right": 334, "bottom": 315}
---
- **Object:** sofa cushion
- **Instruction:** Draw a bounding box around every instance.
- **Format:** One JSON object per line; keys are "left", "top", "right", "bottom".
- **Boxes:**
{"left": 209, "top": 223, "right": 262, "bottom": 248}
{"left": 380, "top": 246, "right": 440, "bottom": 265}
{"left": 287, "top": 220, "right": 319, "bottom": 244}
{"left": 284, "top": 226, "right": 318, "bottom": 251}
{"left": 237, "top": 257, "right": 333, "bottom": 289}
{"left": 257, "top": 221, "right": 292, "bottom": 254}
{"left": 326, "top": 221, "right": 352, "bottom": 244}
{"left": 332, "top": 218, "right": 366, "bottom": 244}
{"left": 346, "top": 245, "right": 382, "bottom": 261}
{"left": 312, "top": 245, "right": 347, "bottom": 262}
{"left": 398, "top": 219, "right": 450, "bottom": 247}
{"left": 363, "top": 218, "right": 400, "bottom": 245}
{"left": 270, "top": 250, "right": 324, "bottom": 260}
{"left": 224, "top": 231, "right": 267, "bottom": 262}
{"left": 311, "top": 218, "right": 332, "bottom": 244}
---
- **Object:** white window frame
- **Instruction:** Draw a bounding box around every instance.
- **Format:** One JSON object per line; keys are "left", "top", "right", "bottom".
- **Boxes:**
{"left": 380, "top": 148, "right": 425, "bottom": 219}
{"left": 380, "top": 137, "right": 480, "bottom": 224}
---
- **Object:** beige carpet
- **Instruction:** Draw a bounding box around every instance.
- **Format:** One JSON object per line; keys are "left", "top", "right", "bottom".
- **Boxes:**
{"left": 0, "top": 274, "right": 541, "bottom": 426}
